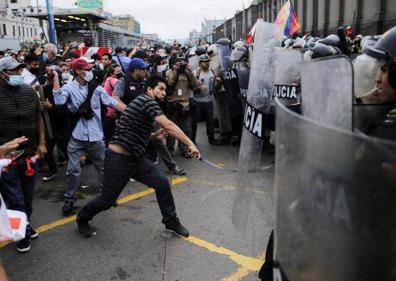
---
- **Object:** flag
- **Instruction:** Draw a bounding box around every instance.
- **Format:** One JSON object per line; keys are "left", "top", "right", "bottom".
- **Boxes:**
{"left": 274, "top": 0, "right": 301, "bottom": 37}
{"left": 246, "top": 20, "right": 258, "bottom": 44}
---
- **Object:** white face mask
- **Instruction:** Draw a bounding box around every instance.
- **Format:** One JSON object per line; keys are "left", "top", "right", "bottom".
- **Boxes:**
{"left": 83, "top": 70, "right": 94, "bottom": 82}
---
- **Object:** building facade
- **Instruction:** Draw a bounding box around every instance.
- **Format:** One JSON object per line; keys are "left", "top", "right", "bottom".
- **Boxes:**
{"left": 201, "top": 19, "right": 225, "bottom": 43}
{"left": 106, "top": 15, "right": 141, "bottom": 34}
{"left": 215, "top": 0, "right": 396, "bottom": 42}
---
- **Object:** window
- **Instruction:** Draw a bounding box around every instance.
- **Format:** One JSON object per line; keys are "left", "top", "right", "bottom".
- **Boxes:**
{"left": 30, "top": 8, "right": 34, "bottom": 13}
{"left": 12, "top": 25, "right": 15, "bottom": 36}
{"left": 34, "top": 28, "right": 37, "bottom": 35}
{"left": 30, "top": 28, "right": 32, "bottom": 37}
{"left": 10, "top": 0, "right": 17, "bottom": 3}
{"left": 18, "top": 26, "right": 20, "bottom": 36}
{"left": 22, "top": 27, "right": 24, "bottom": 37}
{"left": 3, "top": 24, "right": 6, "bottom": 35}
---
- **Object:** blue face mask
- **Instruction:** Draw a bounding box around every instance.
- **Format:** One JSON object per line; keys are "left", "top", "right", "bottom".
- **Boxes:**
{"left": 7, "top": 75, "right": 24, "bottom": 87}
{"left": 61, "top": 72, "right": 70, "bottom": 81}
{"left": 42, "top": 53, "right": 48, "bottom": 62}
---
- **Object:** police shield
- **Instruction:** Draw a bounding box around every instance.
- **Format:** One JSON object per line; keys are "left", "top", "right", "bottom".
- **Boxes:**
{"left": 216, "top": 42, "right": 232, "bottom": 72}
{"left": 188, "top": 55, "right": 200, "bottom": 72}
{"left": 234, "top": 61, "right": 250, "bottom": 101}
{"left": 274, "top": 100, "right": 396, "bottom": 281}
{"left": 301, "top": 55, "right": 354, "bottom": 130}
{"left": 234, "top": 61, "right": 250, "bottom": 113}
{"left": 273, "top": 48, "right": 302, "bottom": 107}
{"left": 232, "top": 20, "right": 281, "bottom": 233}
{"left": 265, "top": 48, "right": 302, "bottom": 131}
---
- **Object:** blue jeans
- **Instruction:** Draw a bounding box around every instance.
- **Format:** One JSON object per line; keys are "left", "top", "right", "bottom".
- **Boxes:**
{"left": 0, "top": 155, "right": 38, "bottom": 236}
{"left": 79, "top": 149, "right": 178, "bottom": 225}
{"left": 65, "top": 137, "right": 105, "bottom": 202}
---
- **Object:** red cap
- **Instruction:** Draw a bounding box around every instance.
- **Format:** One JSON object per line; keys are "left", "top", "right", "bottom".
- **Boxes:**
{"left": 70, "top": 58, "right": 94, "bottom": 71}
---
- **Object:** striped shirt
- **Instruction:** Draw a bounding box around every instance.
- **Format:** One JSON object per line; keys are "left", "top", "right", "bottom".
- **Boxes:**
{"left": 0, "top": 81, "right": 42, "bottom": 151}
{"left": 110, "top": 94, "right": 163, "bottom": 158}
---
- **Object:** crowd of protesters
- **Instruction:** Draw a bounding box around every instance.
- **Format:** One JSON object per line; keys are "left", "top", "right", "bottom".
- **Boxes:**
{"left": 0, "top": 22, "right": 395, "bottom": 261}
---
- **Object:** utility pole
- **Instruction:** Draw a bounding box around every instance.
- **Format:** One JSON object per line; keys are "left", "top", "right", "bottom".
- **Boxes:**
{"left": 45, "top": 0, "right": 56, "bottom": 43}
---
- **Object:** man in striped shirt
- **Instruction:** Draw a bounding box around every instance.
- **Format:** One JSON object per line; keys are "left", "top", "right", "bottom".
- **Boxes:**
{"left": 77, "top": 75, "right": 200, "bottom": 238}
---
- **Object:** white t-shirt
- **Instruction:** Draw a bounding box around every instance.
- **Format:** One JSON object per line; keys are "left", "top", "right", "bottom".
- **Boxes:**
{"left": 193, "top": 68, "right": 215, "bottom": 103}
{"left": 21, "top": 68, "right": 37, "bottom": 86}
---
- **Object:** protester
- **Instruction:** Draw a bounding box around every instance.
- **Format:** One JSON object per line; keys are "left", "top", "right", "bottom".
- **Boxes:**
{"left": 165, "top": 55, "right": 199, "bottom": 157}
{"left": 52, "top": 58, "right": 126, "bottom": 215}
{"left": 0, "top": 57, "right": 47, "bottom": 253}
{"left": 21, "top": 53, "right": 40, "bottom": 85}
{"left": 76, "top": 74, "right": 200, "bottom": 238}
{"left": 40, "top": 65, "right": 70, "bottom": 182}
{"left": 192, "top": 54, "right": 220, "bottom": 145}
{"left": 102, "top": 63, "right": 123, "bottom": 145}
{"left": 112, "top": 58, "right": 148, "bottom": 105}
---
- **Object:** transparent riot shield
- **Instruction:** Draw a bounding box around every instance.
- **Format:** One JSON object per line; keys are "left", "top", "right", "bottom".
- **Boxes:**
{"left": 232, "top": 20, "right": 282, "bottom": 233}
{"left": 301, "top": 56, "right": 354, "bottom": 130}
{"left": 234, "top": 61, "right": 250, "bottom": 101}
{"left": 234, "top": 61, "right": 250, "bottom": 115}
{"left": 272, "top": 48, "right": 302, "bottom": 107}
{"left": 274, "top": 100, "right": 396, "bottom": 281}
{"left": 354, "top": 103, "right": 394, "bottom": 132}
{"left": 188, "top": 55, "right": 200, "bottom": 72}
{"left": 216, "top": 43, "right": 232, "bottom": 72}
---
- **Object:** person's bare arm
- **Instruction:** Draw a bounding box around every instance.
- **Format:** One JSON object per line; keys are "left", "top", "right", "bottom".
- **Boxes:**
{"left": 36, "top": 114, "right": 47, "bottom": 157}
{"left": 0, "top": 137, "right": 28, "bottom": 158}
{"left": 154, "top": 115, "right": 200, "bottom": 159}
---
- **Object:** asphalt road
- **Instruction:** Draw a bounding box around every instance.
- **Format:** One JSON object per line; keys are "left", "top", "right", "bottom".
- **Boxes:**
{"left": 1, "top": 124, "right": 275, "bottom": 281}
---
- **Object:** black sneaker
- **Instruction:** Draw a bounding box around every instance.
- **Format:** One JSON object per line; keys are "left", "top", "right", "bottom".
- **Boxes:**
{"left": 16, "top": 236, "right": 31, "bottom": 253}
{"left": 166, "top": 221, "right": 190, "bottom": 237}
{"left": 62, "top": 201, "right": 74, "bottom": 216}
{"left": 76, "top": 216, "right": 95, "bottom": 238}
{"left": 168, "top": 166, "right": 186, "bottom": 176}
{"left": 42, "top": 171, "right": 58, "bottom": 182}
{"left": 27, "top": 225, "right": 38, "bottom": 239}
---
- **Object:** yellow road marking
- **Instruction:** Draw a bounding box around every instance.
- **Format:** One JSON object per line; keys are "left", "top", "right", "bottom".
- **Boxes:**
{"left": 222, "top": 267, "right": 251, "bottom": 281}
{"left": 222, "top": 253, "right": 265, "bottom": 281}
{"left": 0, "top": 177, "right": 187, "bottom": 248}
{"left": 183, "top": 236, "right": 263, "bottom": 272}
{"left": 1, "top": 175, "right": 265, "bottom": 281}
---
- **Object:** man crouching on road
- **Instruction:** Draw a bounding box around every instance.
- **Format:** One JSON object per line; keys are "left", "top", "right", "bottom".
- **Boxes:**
{"left": 77, "top": 74, "right": 200, "bottom": 238}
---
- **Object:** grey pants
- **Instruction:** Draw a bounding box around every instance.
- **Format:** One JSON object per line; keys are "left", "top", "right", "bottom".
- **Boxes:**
{"left": 64, "top": 137, "right": 105, "bottom": 202}
{"left": 148, "top": 139, "right": 177, "bottom": 170}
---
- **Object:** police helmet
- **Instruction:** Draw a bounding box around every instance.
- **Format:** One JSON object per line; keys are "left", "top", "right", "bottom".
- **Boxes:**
{"left": 230, "top": 46, "right": 248, "bottom": 62}
{"left": 216, "top": 38, "right": 231, "bottom": 46}
{"left": 207, "top": 44, "right": 218, "bottom": 56}
{"left": 365, "top": 26, "right": 396, "bottom": 88}
{"left": 318, "top": 34, "right": 340, "bottom": 47}
{"left": 195, "top": 46, "right": 207, "bottom": 56}
{"left": 232, "top": 40, "right": 247, "bottom": 49}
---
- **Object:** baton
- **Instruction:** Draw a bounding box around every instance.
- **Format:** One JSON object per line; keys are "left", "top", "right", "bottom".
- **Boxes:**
{"left": 199, "top": 157, "right": 224, "bottom": 170}
{"left": 199, "top": 157, "right": 237, "bottom": 172}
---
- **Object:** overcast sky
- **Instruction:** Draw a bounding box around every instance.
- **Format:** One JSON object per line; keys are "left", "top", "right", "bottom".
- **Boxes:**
{"left": 38, "top": 0, "right": 248, "bottom": 40}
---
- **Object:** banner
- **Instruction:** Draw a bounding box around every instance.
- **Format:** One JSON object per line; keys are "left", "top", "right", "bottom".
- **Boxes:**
{"left": 77, "top": 0, "right": 104, "bottom": 15}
